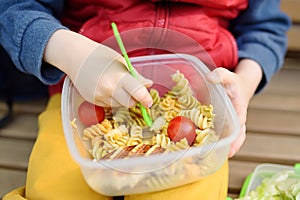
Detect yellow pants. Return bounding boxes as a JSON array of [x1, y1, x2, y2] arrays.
[[4, 94, 228, 200]]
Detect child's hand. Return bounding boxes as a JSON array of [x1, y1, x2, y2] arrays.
[[207, 68, 247, 157], [73, 45, 153, 107], [206, 59, 263, 157], [44, 30, 153, 108]]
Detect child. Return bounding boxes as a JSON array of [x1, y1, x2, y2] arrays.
[[0, 0, 290, 199]]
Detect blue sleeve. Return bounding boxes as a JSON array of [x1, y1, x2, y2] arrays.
[[0, 0, 68, 85], [230, 0, 291, 93]]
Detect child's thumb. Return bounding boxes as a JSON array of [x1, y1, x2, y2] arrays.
[[138, 75, 153, 88], [206, 67, 234, 85]]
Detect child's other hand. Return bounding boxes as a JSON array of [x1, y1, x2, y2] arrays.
[[206, 59, 262, 157], [207, 68, 247, 158]]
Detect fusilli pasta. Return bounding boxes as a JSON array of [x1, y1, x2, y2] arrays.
[[77, 70, 217, 161]]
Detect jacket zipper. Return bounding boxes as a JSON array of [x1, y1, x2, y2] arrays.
[[147, 1, 169, 55]]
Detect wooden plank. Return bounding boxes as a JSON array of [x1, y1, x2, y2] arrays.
[[247, 67, 300, 136], [249, 93, 300, 112], [233, 132, 300, 165], [246, 108, 300, 136], [287, 25, 300, 52], [0, 138, 34, 170], [281, 0, 300, 52], [281, 0, 300, 23], [0, 169, 26, 199], [260, 68, 300, 96], [228, 160, 260, 193], [0, 113, 39, 140], [283, 58, 300, 69], [0, 98, 47, 114]]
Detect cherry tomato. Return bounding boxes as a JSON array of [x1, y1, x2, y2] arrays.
[[78, 101, 105, 126], [167, 116, 196, 146]]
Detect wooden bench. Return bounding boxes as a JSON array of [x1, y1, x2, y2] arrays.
[[228, 58, 300, 198], [0, 99, 47, 198], [228, 0, 300, 197], [1, 0, 300, 199]]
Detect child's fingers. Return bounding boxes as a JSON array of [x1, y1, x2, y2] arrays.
[[122, 74, 153, 108], [111, 88, 137, 107], [206, 67, 235, 85], [207, 68, 247, 125]]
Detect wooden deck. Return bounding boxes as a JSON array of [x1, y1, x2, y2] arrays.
[[1, 1, 300, 199], [1, 58, 299, 199], [228, 57, 300, 198], [0, 98, 47, 199]]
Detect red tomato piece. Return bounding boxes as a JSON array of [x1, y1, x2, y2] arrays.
[[167, 116, 196, 146], [78, 101, 105, 126]]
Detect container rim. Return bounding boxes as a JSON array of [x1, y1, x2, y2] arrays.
[[244, 163, 295, 196]]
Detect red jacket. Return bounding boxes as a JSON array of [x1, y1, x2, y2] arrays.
[[61, 0, 247, 69]]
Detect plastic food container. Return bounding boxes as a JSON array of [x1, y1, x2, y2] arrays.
[[61, 54, 239, 196], [240, 163, 300, 198]]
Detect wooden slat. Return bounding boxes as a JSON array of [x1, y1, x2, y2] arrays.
[[281, 0, 300, 23], [249, 93, 300, 112], [228, 160, 260, 193], [281, 0, 300, 52], [233, 132, 300, 165], [247, 67, 300, 136], [0, 138, 34, 169], [287, 25, 300, 52], [249, 66, 300, 113], [246, 108, 300, 136], [283, 58, 300, 69], [0, 98, 47, 114], [0, 113, 39, 140], [0, 169, 26, 199], [260, 68, 300, 96]]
